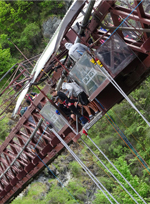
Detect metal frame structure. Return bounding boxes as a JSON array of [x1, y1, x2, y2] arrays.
[[0, 0, 150, 203]]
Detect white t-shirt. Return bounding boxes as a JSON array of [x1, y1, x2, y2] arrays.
[[62, 82, 83, 98], [68, 43, 89, 62]]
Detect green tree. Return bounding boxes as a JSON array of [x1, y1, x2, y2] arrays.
[[0, 44, 15, 76]]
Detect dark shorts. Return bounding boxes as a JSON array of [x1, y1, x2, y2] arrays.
[[78, 92, 89, 106]]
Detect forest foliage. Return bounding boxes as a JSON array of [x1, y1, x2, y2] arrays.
[[0, 0, 65, 76]]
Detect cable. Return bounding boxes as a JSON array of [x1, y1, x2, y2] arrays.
[[93, 60, 150, 127], [34, 152, 79, 204], [51, 128, 119, 204], [85, 133, 147, 204], [105, 114, 150, 174], [91, 0, 150, 125], [80, 138, 139, 204], [112, 108, 150, 159], [101, 0, 144, 45], [95, 98, 150, 174], [50, 99, 145, 203], [76, 138, 136, 204]]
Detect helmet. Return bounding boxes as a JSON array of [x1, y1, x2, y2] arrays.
[[65, 43, 73, 50]]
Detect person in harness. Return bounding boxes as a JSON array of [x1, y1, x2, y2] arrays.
[[50, 89, 88, 125], [18, 106, 36, 126], [65, 42, 90, 62], [54, 96, 77, 121], [25, 92, 37, 105], [62, 82, 99, 120], [25, 92, 42, 110]]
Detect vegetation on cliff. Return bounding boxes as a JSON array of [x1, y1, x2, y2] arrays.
[[0, 0, 67, 76]]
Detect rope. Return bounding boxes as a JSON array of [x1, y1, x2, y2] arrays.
[[85, 134, 147, 204], [52, 101, 145, 203], [51, 128, 118, 204], [89, 0, 149, 126], [34, 152, 79, 204], [93, 61, 150, 126], [79, 138, 138, 204], [56, 110, 136, 203], [93, 0, 150, 126], [112, 109, 150, 159], [30, 122, 79, 204], [95, 98, 150, 175], [101, 0, 144, 45]]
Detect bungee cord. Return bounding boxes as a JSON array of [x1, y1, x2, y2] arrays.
[[51, 128, 119, 204], [101, 0, 144, 45], [95, 98, 150, 175], [112, 108, 150, 160], [76, 139, 136, 204], [105, 113, 150, 173], [83, 133, 147, 204], [80, 138, 139, 204]]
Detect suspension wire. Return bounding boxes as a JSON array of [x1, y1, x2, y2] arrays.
[[33, 152, 79, 204], [75, 140, 136, 204], [112, 109, 150, 159], [56, 112, 134, 202], [105, 114, 150, 174], [79, 138, 138, 204], [29, 123, 80, 204], [85, 133, 147, 204], [101, 0, 144, 45], [118, 10, 150, 118], [95, 98, 150, 175], [54, 109, 142, 203], [91, 56, 150, 126], [51, 128, 118, 204]]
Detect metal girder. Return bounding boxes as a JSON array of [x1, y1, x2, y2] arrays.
[[111, 6, 150, 26]]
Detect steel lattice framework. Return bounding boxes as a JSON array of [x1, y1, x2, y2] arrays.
[[1, 0, 150, 203]]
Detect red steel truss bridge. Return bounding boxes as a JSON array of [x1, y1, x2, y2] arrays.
[[0, 0, 150, 203]]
